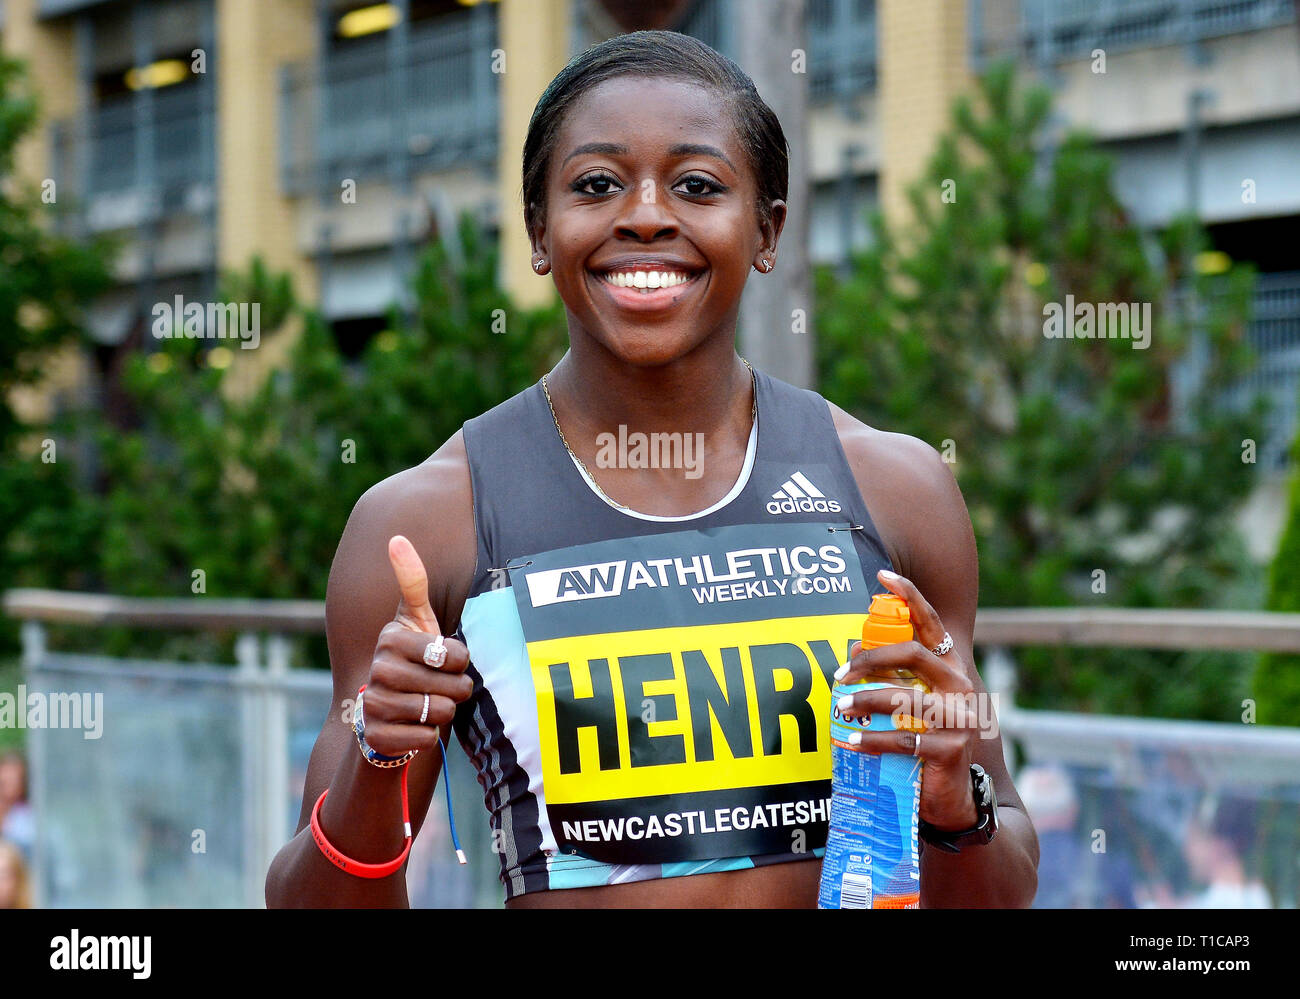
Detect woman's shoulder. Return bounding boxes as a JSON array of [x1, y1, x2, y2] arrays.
[[821, 398, 968, 579], [332, 430, 477, 631], [822, 398, 949, 491], [360, 430, 472, 510]]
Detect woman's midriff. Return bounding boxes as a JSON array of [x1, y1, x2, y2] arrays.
[[504, 853, 822, 909]]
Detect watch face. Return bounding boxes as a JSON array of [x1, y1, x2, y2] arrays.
[[973, 765, 997, 838]]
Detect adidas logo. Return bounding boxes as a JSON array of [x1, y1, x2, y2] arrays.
[[766, 471, 843, 515]]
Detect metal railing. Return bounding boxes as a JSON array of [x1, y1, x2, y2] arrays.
[[278, 7, 499, 197], [807, 0, 878, 99], [85, 84, 212, 199], [971, 0, 1297, 67], [1233, 271, 1300, 469], [47, 79, 216, 230], [5, 589, 1300, 907]]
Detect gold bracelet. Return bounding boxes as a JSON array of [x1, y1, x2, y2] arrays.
[[353, 686, 418, 768]]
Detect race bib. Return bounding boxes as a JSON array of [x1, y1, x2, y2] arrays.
[[508, 521, 867, 864]]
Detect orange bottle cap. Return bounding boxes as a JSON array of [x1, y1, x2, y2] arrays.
[[862, 593, 913, 648]]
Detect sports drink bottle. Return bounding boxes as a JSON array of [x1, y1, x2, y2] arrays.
[[818, 593, 927, 908]]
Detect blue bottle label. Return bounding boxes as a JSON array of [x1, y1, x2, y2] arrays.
[[819, 679, 923, 909]]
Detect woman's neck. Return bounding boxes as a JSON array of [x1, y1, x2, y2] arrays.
[[545, 343, 754, 444]]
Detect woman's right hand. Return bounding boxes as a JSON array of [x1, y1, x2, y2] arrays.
[[357, 535, 474, 758]]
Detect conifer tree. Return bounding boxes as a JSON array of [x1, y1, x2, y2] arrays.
[[817, 62, 1264, 719]]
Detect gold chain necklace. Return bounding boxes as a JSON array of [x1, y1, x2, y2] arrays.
[[541, 358, 757, 512]]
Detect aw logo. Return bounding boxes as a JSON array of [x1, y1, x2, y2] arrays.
[[526, 560, 626, 608], [766, 471, 842, 516]]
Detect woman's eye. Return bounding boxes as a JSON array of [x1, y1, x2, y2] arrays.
[[572, 173, 724, 197], [677, 175, 724, 197], [573, 173, 620, 196]]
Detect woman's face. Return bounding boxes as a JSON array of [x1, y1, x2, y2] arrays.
[[534, 75, 785, 366]]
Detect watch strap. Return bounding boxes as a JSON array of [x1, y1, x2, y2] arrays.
[[918, 763, 998, 853]]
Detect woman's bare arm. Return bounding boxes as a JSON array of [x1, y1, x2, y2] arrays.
[[831, 404, 1039, 907], [265, 433, 478, 908]]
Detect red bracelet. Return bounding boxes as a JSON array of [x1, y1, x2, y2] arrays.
[[310, 760, 413, 879]]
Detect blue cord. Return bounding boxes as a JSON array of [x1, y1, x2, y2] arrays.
[[439, 739, 466, 864]]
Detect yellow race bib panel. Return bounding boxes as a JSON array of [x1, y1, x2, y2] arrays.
[[509, 521, 865, 864]]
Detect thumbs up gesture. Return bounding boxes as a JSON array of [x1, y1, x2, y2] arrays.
[[359, 535, 474, 758]]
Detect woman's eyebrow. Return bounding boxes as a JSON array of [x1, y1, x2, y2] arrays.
[[563, 142, 627, 164], [562, 141, 735, 171], [670, 143, 735, 170]]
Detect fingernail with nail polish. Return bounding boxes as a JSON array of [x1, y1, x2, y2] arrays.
[[849, 732, 862, 746], [833, 662, 850, 681], [880, 569, 900, 579], [836, 694, 854, 712]]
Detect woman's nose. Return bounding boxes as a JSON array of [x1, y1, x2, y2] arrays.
[[613, 182, 679, 240]]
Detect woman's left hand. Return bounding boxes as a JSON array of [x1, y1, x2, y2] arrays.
[[833, 567, 989, 831]]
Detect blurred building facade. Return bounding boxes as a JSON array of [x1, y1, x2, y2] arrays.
[[1, 0, 1298, 543]]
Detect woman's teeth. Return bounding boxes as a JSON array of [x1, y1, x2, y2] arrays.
[[600, 270, 695, 290]]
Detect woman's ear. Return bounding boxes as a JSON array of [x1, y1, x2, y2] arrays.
[[753, 200, 788, 272], [764, 199, 788, 255], [528, 214, 549, 274]]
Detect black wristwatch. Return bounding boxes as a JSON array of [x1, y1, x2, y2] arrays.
[[918, 763, 998, 853]]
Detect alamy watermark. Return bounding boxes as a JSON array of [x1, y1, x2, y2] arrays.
[[152, 295, 260, 350], [595, 425, 704, 480], [1043, 295, 1151, 350], [886, 689, 1001, 740], [50, 931, 150, 979], [0, 685, 103, 739]]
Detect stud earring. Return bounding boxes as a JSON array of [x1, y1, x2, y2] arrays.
[[534, 258, 545, 272]]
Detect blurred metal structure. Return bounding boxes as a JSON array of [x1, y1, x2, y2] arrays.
[[6, 588, 1300, 908], [1232, 271, 1300, 468], [970, 0, 1297, 67], [806, 0, 878, 101], [278, 3, 500, 198], [42, 0, 220, 350], [5, 589, 499, 908]]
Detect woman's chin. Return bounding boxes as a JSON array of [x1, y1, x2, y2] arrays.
[[596, 337, 704, 368]]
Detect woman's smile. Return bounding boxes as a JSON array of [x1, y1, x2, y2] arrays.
[[588, 263, 707, 313], [529, 73, 780, 360]]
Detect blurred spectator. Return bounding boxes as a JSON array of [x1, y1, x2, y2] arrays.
[[1021, 764, 1087, 907], [1019, 764, 1136, 908], [1181, 796, 1271, 909], [0, 840, 32, 909], [0, 752, 34, 863]]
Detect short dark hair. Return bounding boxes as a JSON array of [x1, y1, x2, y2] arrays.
[[521, 29, 789, 242]]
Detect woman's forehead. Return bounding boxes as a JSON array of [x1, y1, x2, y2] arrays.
[[555, 77, 741, 160]]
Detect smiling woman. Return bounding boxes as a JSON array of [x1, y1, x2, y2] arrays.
[[522, 36, 786, 375], [265, 29, 1039, 910]]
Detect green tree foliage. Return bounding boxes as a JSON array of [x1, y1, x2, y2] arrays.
[[0, 52, 562, 659], [0, 55, 114, 624], [88, 215, 566, 604], [1255, 426, 1300, 725], [816, 62, 1266, 720]]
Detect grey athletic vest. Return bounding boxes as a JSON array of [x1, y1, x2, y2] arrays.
[[451, 367, 897, 901]]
